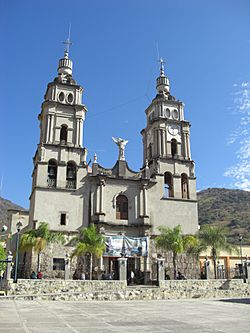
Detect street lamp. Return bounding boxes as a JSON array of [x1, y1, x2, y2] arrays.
[[14, 221, 23, 283], [239, 235, 243, 277], [64, 253, 69, 280]]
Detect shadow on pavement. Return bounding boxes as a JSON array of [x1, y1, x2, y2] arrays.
[[219, 298, 250, 305]]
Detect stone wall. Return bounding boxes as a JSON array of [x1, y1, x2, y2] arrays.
[[163, 253, 200, 280], [3, 279, 249, 301], [159, 279, 250, 299], [7, 279, 127, 296], [150, 240, 200, 280]]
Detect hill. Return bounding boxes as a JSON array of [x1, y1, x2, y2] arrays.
[[0, 196, 24, 223], [197, 188, 250, 245]]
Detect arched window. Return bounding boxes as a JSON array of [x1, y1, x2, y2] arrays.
[[171, 139, 177, 157], [164, 172, 174, 198], [181, 173, 189, 199], [47, 159, 57, 188], [60, 125, 68, 144], [66, 161, 76, 189], [116, 195, 128, 220]]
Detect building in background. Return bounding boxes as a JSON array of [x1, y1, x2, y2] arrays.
[[200, 246, 250, 279]]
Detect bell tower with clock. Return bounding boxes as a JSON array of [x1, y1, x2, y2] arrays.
[[141, 59, 197, 203]]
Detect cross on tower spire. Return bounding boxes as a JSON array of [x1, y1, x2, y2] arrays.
[[63, 24, 72, 57]]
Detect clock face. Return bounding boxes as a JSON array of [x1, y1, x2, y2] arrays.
[[168, 125, 179, 136]]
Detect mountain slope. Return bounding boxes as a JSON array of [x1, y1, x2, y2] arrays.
[[0, 196, 24, 223], [197, 188, 250, 244]]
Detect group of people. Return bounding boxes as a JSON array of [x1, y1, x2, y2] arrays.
[[30, 271, 43, 279], [128, 269, 144, 285]]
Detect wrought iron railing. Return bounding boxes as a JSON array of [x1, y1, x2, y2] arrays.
[[66, 180, 76, 189], [47, 178, 56, 188]]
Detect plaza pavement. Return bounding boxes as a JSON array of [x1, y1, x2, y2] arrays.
[[0, 298, 249, 333]]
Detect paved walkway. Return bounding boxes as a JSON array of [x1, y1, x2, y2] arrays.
[[0, 298, 249, 332]]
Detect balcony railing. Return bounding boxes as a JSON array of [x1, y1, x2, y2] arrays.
[[66, 180, 76, 189], [47, 178, 56, 188]]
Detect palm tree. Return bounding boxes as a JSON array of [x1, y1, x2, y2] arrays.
[[155, 225, 185, 279], [71, 224, 106, 280], [183, 234, 205, 259], [0, 243, 6, 274], [199, 225, 234, 279], [20, 222, 65, 273]]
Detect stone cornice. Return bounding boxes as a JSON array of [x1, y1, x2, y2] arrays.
[[29, 186, 78, 200], [161, 197, 197, 203]]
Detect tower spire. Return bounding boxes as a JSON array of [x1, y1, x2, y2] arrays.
[[158, 57, 166, 77], [156, 56, 169, 96], [57, 25, 73, 80]]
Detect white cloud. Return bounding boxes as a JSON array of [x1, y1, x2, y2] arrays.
[[224, 81, 250, 191]]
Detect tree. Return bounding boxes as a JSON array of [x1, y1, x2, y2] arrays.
[[183, 234, 205, 259], [199, 225, 234, 279], [19, 222, 65, 273], [0, 243, 6, 275], [155, 225, 185, 279], [71, 224, 106, 280]]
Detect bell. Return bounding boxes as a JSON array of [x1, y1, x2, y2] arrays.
[[48, 167, 56, 176], [67, 169, 75, 179]]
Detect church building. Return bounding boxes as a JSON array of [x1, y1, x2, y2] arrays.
[[10, 45, 199, 280]]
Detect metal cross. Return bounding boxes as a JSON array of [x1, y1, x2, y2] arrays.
[[63, 24, 72, 54]]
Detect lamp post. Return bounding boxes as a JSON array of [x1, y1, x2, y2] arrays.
[[239, 235, 243, 277], [64, 253, 69, 280], [14, 221, 23, 283]]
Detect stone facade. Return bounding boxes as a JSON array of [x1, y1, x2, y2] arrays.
[[8, 49, 199, 280]]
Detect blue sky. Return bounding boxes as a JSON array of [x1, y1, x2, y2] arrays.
[[0, 0, 250, 209]]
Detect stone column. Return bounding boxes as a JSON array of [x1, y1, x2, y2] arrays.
[[96, 185, 100, 214], [166, 141, 171, 157], [117, 258, 128, 282], [79, 119, 83, 147], [158, 130, 162, 156], [161, 130, 166, 157], [49, 114, 55, 143], [154, 129, 160, 157], [187, 133, 191, 159], [76, 118, 80, 146], [142, 185, 148, 217], [183, 132, 188, 159], [46, 114, 51, 143], [99, 179, 105, 214], [157, 258, 165, 286], [5, 252, 13, 281], [96, 178, 105, 220]]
